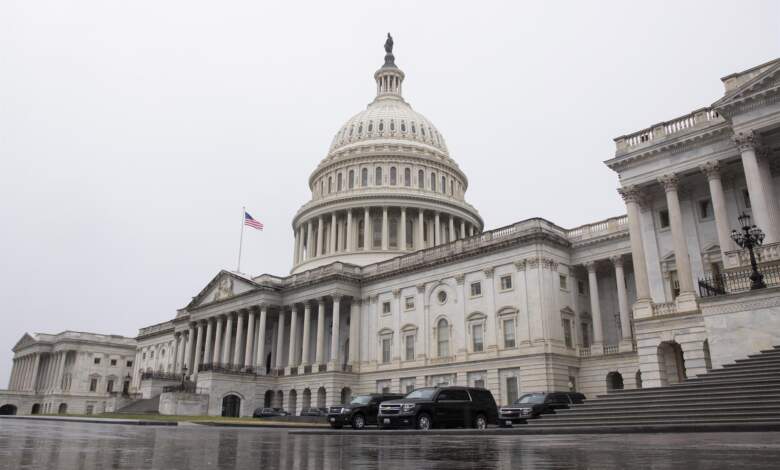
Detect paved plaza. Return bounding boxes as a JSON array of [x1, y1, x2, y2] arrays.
[[1, 420, 779, 469]]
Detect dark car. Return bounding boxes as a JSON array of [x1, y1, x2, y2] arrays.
[[499, 391, 586, 426], [300, 407, 325, 417], [253, 407, 283, 418], [377, 386, 498, 430], [327, 393, 405, 429]]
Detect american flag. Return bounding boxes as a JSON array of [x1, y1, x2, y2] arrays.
[[244, 212, 264, 230]]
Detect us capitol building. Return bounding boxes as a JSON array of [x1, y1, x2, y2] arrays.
[[3, 38, 780, 418]]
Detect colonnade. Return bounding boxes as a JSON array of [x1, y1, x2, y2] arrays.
[[8, 351, 68, 393], [582, 256, 634, 350], [178, 297, 361, 382], [293, 207, 477, 265]]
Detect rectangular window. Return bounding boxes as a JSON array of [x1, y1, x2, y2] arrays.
[[126, 361, 133, 367], [382, 338, 392, 364], [85, 405, 94, 415], [110, 359, 117, 366], [503, 318, 516, 348], [474, 379, 485, 389], [699, 199, 712, 220], [404, 296, 415, 310], [382, 301, 391, 315], [506, 376, 519, 405], [89, 378, 98, 392], [107, 380, 114, 393], [142, 353, 146, 360], [581, 322, 590, 347], [470, 281, 482, 297], [93, 357, 101, 365], [472, 324, 484, 352], [562, 318, 573, 348], [577, 280, 585, 295], [659, 209, 670, 229], [500, 275, 512, 291], [376, 380, 391, 393], [405, 335, 415, 361], [559, 275, 568, 290]]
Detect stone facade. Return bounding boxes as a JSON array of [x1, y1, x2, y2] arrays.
[[3, 46, 780, 418]]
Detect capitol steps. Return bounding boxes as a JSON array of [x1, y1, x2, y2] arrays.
[[526, 345, 780, 431], [115, 395, 160, 415]]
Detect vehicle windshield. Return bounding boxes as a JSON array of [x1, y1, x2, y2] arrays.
[[514, 393, 545, 404], [349, 395, 372, 405], [404, 388, 436, 400]]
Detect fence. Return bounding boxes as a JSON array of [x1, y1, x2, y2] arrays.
[[698, 265, 780, 297]]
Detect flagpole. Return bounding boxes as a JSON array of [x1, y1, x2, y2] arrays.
[[237, 206, 245, 273]]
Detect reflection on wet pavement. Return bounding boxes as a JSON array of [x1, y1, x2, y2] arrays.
[[1, 420, 779, 469]]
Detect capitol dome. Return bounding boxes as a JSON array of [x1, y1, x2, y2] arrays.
[[290, 35, 483, 273]]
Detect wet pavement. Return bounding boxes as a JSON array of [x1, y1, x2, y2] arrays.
[[1, 420, 779, 469]]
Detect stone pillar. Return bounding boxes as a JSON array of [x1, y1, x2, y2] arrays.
[[434, 212, 441, 245], [301, 302, 312, 366], [255, 306, 268, 373], [288, 305, 299, 367], [734, 132, 780, 243], [192, 321, 205, 381], [315, 299, 326, 366], [317, 215, 324, 257], [658, 174, 697, 312], [349, 299, 360, 367], [618, 186, 653, 318], [585, 261, 604, 353], [330, 212, 337, 254], [363, 207, 371, 251], [213, 317, 223, 366], [306, 221, 314, 260], [203, 319, 214, 365], [184, 324, 195, 373], [244, 310, 256, 370], [469, 225, 475, 237], [346, 209, 353, 252], [55, 351, 67, 392], [293, 228, 300, 265], [400, 207, 407, 250], [222, 314, 234, 364], [700, 161, 734, 257], [449, 216, 455, 242], [418, 209, 425, 249], [233, 311, 245, 368], [330, 296, 341, 368], [460, 220, 466, 239], [381, 207, 389, 250], [276, 309, 287, 369], [612, 256, 633, 347], [30, 354, 41, 393], [8, 358, 17, 390]]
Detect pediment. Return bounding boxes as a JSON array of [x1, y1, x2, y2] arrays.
[[186, 270, 258, 309], [713, 59, 780, 110], [12, 333, 36, 352]]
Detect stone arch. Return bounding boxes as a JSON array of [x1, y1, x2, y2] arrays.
[[606, 371, 624, 392], [288, 389, 298, 415], [58, 403, 68, 414], [31, 403, 41, 415], [302, 388, 312, 410], [221, 394, 241, 418], [317, 386, 326, 408], [264, 390, 274, 408], [341, 387, 352, 404], [275, 390, 284, 409], [657, 341, 687, 386], [0, 404, 17, 415]]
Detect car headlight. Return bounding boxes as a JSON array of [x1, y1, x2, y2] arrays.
[[340, 408, 350, 414], [401, 403, 416, 413]]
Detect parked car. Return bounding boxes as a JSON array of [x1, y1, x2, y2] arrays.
[[377, 386, 498, 430], [300, 407, 325, 417], [273, 407, 290, 417], [498, 391, 586, 426], [253, 407, 283, 418], [327, 393, 405, 429]]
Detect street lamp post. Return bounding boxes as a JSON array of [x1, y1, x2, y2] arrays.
[[730, 212, 766, 290]]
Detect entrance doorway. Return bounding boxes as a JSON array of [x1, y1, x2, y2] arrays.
[[221, 394, 241, 418]]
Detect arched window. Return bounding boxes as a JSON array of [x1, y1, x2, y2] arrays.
[[368, 121, 373, 132], [437, 319, 449, 357], [328, 177, 332, 194], [450, 178, 454, 196], [441, 176, 446, 194], [404, 168, 411, 186], [319, 180, 324, 196], [421, 126, 426, 137], [337, 173, 343, 191], [358, 219, 365, 248], [379, 120, 384, 132], [357, 123, 363, 135], [405, 218, 414, 249], [418, 170, 424, 189], [430, 173, 437, 192], [361, 168, 368, 187], [390, 120, 395, 131], [401, 121, 406, 132], [375, 167, 383, 186], [372, 216, 382, 248], [411, 122, 416, 134], [390, 167, 397, 185], [348, 170, 354, 189]]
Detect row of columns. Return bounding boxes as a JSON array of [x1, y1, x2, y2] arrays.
[[584, 255, 634, 348], [9, 351, 68, 393], [294, 207, 477, 265], [177, 297, 361, 383]]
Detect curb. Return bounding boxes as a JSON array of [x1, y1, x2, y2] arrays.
[[193, 421, 329, 429], [0, 415, 177, 426]]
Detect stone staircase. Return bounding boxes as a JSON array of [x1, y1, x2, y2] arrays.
[[115, 395, 161, 415], [528, 346, 780, 431]]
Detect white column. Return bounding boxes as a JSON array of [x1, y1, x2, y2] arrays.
[[700, 161, 734, 257], [233, 311, 245, 368], [54, 351, 66, 392], [315, 299, 326, 366], [293, 228, 300, 265], [301, 303, 312, 366], [192, 321, 205, 381], [222, 314, 234, 364], [317, 215, 325, 257], [204, 319, 214, 365], [9, 358, 17, 390], [363, 208, 370, 251], [585, 261, 604, 348], [213, 317, 223, 366], [306, 221, 314, 260], [469, 225, 475, 237], [288, 305, 299, 367], [244, 310, 256, 369], [460, 220, 466, 238], [276, 309, 287, 369], [449, 216, 455, 242], [329, 212, 337, 254], [618, 186, 653, 317], [400, 207, 407, 250], [734, 132, 780, 242], [171, 333, 180, 372], [349, 299, 360, 367], [434, 212, 441, 245], [418, 209, 425, 249], [611, 256, 632, 342], [346, 210, 353, 252], [30, 354, 40, 393], [381, 207, 389, 250], [658, 174, 697, 311], [255, 306, 268, 373], [184, 324, 195, 373], [330, 296, 341, 368]]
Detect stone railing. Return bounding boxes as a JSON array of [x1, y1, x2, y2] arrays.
[[614, 107, 724, 154], [603, 344, 620, 355], [137, 321, 174, 338], [286, 262, 363, 288], [652, 301, 678, 317], [723, 242, 780, 270], [578, 346, 591, 358], [566, 215, 628, 243]]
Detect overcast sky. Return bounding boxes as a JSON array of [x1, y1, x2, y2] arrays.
[[1, 1, 778, 387]]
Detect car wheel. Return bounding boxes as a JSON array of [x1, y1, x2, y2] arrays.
[[330, 424, 343, 429], [474, 414, 487, 430], [416, 413, 432, 430], [352, 414, 366, 430]]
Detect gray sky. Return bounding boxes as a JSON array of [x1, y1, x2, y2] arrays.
[[1, 1, 778, 387]]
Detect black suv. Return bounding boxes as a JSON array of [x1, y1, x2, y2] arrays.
[[377, 386, 498, 430], [499, 391, 586, 426], [327, 393, 404, 429]]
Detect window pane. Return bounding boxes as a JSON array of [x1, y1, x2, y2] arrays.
[[506, 377, 519, 405], [405, 335, 415, 361], [473, 324, 484, 352], [375, 167, 382, 185], [437, 320, 449, 356], [382, 339, 391, 363], [504, 319, 516, 348]]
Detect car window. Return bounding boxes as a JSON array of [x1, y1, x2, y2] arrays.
[[442, 389, 470, 401], [516, 393, 545, 404], [472, 389, 495, 404], [405, 388, 436, 400]]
